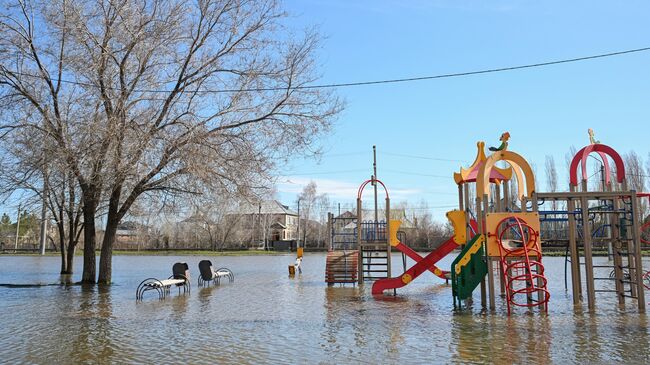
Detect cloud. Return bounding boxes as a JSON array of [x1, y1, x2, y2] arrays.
[[278, 176, 421, 200]]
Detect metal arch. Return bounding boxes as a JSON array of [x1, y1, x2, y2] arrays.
[[569, 144, 625, 186], [215, 268, 235, 283], [357, 179, 389, 200], [136, 278, 165, 301]]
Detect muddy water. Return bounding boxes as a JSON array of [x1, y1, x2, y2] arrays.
[[0, 254, 649, 364]]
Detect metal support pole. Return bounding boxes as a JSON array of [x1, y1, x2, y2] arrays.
[[357, 198, 363, 285], [297, 200, 300, 251], [14, 204, 21, 252], [630, 191, 646, 312], [476, 196, 486, 307], [567, 197, 581, 304], [580, 196, 596, 312], [484, 194, 496, 310], [39, 181, 48, 255], [611, 196, 625, 305], [373, 145, 378, 224], [386, 197, 391, 279]]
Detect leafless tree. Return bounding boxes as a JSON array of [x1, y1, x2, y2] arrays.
[[297, 181, 328, 247], [544, 154, 558, 207], [625, 151, 647, 217], [0, 0, 342, 283]]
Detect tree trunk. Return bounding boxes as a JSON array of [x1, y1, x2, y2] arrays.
[[81, 192, 97, 284], [98, 188, 122, 285], [98, 218, 117, 284], [58, 221, 67, 274]]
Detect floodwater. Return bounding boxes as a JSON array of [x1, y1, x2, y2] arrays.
[[0, 253, 649, 364]]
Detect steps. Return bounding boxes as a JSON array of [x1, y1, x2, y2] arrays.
[[325, 250, 358, 284], [361, 243, 389, 281]]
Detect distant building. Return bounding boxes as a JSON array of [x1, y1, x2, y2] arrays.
[[111, 221, 152, 249], [228, 200, 299, 250]]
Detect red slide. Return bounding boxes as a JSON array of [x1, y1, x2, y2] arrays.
[[372, 236, 459, 295], [393, 241, 450, 280]]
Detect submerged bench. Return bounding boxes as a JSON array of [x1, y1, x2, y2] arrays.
[[136, 262, 191, 301], [198, 260, 234, 287]]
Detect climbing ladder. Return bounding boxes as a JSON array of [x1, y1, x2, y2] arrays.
[[360, 243, 389, 281], [496, 216, 549, 314]]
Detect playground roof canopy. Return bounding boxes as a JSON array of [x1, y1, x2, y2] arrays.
[[454, 141, 512, 185]]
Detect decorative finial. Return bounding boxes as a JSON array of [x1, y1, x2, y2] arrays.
[[489, 132, 510, 152], [588, 128, 600, 144]]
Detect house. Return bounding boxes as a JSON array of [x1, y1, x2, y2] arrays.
[[335, 208, 416, 240], [112, 221, 152, 249], [228, 200, 299, 250]]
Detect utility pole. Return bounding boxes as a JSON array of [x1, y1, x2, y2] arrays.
[[338, 202, 340, 217], [14, 204, 20, 252], [258, 202, 263, 249], [373, 145, 378, 223], [39, 180, 48, 255], [297, 199, 301, 250]]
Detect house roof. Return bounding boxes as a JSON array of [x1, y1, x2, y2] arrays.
[[236, 200, 298, 216]]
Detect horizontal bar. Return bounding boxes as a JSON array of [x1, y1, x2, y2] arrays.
[[536, 191, 640, 199]]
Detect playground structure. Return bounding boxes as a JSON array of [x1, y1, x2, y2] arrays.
[[449, 140, 550, 314], [535, 140, 646, 312], [325, 131, 648, 314], [325, 179, 392, 285]]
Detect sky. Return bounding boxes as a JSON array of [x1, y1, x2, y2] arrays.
[[273, 0, 650, 220], [2, 1, 650, 223]]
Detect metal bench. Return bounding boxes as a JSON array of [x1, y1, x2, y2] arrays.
[[136, 262, 191, 301], [197, 260, 234, 287]]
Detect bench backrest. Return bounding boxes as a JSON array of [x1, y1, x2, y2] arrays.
[[198, 260, 214, 281], [172, 262, 190, 281]]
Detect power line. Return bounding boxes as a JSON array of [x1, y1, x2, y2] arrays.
[[6, 46, 650, 93], [381, 151, 466, 163], [282, 168, 368, 176], [383, 169, 450, 178]]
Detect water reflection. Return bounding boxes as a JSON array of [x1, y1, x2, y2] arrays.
[[69, 285, 115, 363], [0, 255, 649, 363]]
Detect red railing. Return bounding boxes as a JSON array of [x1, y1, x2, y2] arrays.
[[495, 216, 550, 315]]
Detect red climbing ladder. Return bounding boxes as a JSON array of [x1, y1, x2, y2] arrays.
[[496, 216, 550, 315]]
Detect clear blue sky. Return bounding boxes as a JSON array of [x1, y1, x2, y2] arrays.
[[2, 2, 649, 223], [276, 0, 650, 220]]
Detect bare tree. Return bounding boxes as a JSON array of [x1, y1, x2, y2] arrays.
[[297, 181, 328, 247], [0, 0, 342, 283], [625, 151, 647, 217]]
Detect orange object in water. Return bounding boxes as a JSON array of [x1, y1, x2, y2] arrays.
[[297, 247, 303, 258]]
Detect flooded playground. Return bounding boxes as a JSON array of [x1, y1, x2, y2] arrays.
[[1, 253, 649, 364]]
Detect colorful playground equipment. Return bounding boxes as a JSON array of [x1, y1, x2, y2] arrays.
[[325, 130, 647, 315], [535, 133, 646, 312], [325, 178, 392, 285], [450, 140, 550, 313]]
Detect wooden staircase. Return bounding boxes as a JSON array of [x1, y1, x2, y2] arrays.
[[325, 250, 358, 285]]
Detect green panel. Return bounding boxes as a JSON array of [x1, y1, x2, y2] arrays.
[[451, 234, 488, 305]]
